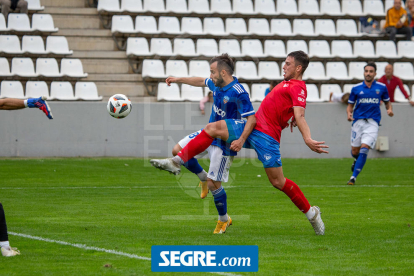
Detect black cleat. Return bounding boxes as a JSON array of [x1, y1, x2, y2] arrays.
[[347, 178, 356, 185], [351, 159, 356, 172]]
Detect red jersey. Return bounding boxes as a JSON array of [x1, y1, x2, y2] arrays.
[[255, 79, 307, 143]]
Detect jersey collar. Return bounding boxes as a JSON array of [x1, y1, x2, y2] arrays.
[[221, 77, 238, 91], [363, 80, 377, 88]]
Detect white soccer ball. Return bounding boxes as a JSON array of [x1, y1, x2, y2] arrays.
[[107, 94, 132, 119]]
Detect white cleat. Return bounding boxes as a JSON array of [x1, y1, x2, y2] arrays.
[[150, 158, 181, 175], [309, 206, 325, 235], [1, 247, 20, 257]]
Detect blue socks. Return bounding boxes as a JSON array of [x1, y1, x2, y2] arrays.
[[352, 147, 369, 178], [351, 150, 359, 159], [184, 158, 203, 174], [212, 186, 227, 217]]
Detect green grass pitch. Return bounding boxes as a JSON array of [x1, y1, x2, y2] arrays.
[[0, 158, 413, 275]]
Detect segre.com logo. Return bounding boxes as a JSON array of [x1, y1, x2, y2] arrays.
[[151, 245, 258, 272]]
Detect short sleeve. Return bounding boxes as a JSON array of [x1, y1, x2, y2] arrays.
[[205, 78, 216, 92], [237, 92, 255, 118], [290, 85, 307, 109], [381, 86, 390, 102], [348, 86, 357, 104]]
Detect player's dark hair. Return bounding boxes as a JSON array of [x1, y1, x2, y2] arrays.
[[287, 51, 309, 75], [210, 53, 235, 75], [364, 62, 377, 72]]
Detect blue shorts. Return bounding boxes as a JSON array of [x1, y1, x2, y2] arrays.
[[225, 119, 282, 168]]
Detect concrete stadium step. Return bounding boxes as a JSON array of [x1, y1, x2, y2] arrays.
[[98, 82, 145, 97], [86, 74, 141, 82], [42, 0, 86, 8], [71, 51, 126, 59], [81, 59, 131, 74]]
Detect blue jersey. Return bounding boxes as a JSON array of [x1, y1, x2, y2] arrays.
[[348, 81, 390, 125], [205, 77, 255, 156]]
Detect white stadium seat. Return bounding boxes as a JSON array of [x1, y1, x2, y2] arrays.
[[121, 0, 143, 12], [50, 82, 76, 100], [394, 84, 410, 102], [320, 0, 343, 15], [27, 0, 45, 10], [376, 40, 398, 58], [157, 83, 181, 101], [166, 60, 188, 77], [46, 36, 73, 55], [349, 62, 367, 80], [251, 83, 269, 102], [173, 38, 196, 56], [211, 0, 233, 13], [337, 19, 360, 36], [1, 81, 25, 99], [189, 60, 210, 77], [331, 40, 355, 58], [375, 62, 389, 78], [239, 83, 250, 95], [258, 61, 280, 79], [8, 14, 32, 32], [204, 18, 227, 35], [32, 14, 58, 32], [235, 61, 260, 80], [315, 19, 337, 36], [298, 0, 320, 15], [36, 58, 62, 77], [306, 84, 323, 102], [188, 0, 212, 13], [353, 40, 376, 58], [150, 38, 173, 56], [0, 35, 22, 54], [0, 58, 11, 76], [233, 0, 256, 14], [135, 16, 158, 34], [384, 0, 394, 11], [397, 41, 414, 58], [270, 19, 292, 36], [26, 81, 49, 99], [226, 18, 248, 35], [126, 37, 150, 56], [143, 0, 166, 12], [112, 15, 136, 34], [11, 57, 38, 77], [342, 0, 364, 15], [61, 58, 88, 78], [0, 14, 7, 31], [98, 0, 121, 12], [277, 0, 298, 15], [255, 0, 276, 14], [248, 18, 270, 35], [309, 40, 331, 58], [320, 84, 342, 101], [326, 62, 351, 80], [182, 17, 203, 35], [166, 0, 189, 13], [363, 0, 384, 16], [197, 39, 219, 56], [343, 84, 355, 94], [142, 59, 166, 78], [287, 40, 308, 54], [393, 62, 414, 80], [242, 39, 265, 57], [303, 62, 328, 80], [181, 84, 204, 101], [264, 40, 286, 57], [22, 35, 46, 54], [293, 19, 315, 36], [75, 82, 102, 101], [219, 39, 242, 57], [158, 16, 181, 34]]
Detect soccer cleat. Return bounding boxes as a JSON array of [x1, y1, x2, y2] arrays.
[[351, 159, 356, 172], [309, 206, 325, 235], [1, 247, 20, 257], [347, 178, 356, 185], [27, 96, 53, 119], [199, 181, 208, 199], [213, 216, 232, 234], [150, 158, 181, 175]]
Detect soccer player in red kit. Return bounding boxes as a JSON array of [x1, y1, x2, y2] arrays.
[[151, 51, 328, 235]]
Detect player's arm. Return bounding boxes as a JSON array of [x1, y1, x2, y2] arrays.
[[165, 77, 206, 87], [0, 98, 25, 110], [229, 115, 256, 152], [346, 103, 355, 121], [294, 107, 329, 154], [384, 101, 394, 117]]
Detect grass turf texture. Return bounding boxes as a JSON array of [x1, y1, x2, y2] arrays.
[[0, 158, 413, 276]]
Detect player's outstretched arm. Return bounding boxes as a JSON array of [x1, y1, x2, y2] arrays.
[[165, 77, 206, 87], [0, 98, 25, 110], [346, 103, 354, 121], [229, 115, 256, 152], [293, 107, 329, 154], [384, 101, 394, 117]]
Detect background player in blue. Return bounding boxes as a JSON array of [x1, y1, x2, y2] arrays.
[[156, 54, 256, 233], [346, 63, 394, 185]]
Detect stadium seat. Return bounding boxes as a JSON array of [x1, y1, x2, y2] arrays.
[[25, 81, 49, 99], [150, 38, 173, 56], [251, 83, 269, 101], [326, 62, 351, 80], [0, 14, 7, 31], [181, 84, 204, 101], [197, 39, 219, 56], [242, 39, 265, 57], [303, 62, 328, 80], [376, 40, 398, 58], [349, 62, 367, 80], [393, 62, 414, 80], [166, 60, 188, 77], [97, 0, 121, 12], [158, 17, 181, 34], [226, 18, 248, 35], [143, 0, 166, 12], [331, 40, 355, 58], [320, 84, 342, 101], [384, 0, 393, 11], [211, 0, 233, 13], [314, 19, 337, 36], [126, 38, 150, 56], [235, 61, 260, 80], [277, 0, 298, 15], [204, 18, 227, 35], [157, 83, 181, 101], [142, 59, 166, 78], [22, 35, 46, 54], [11, 58, 37, 77], [173, 38, 196, 56], [248, 18, 270, 35], [112, 15, 136, 34], [36, 58, 62, 77], [234, 0, 256, 14], [0, 58, 11, 76], [394, 84, 410, 102], [27, 0, 45, 10], [219, 39, 242, 57], [0, 81, 25, 99], [363, 0, 384, 16], [46, 36, 73, 55], [181, 17, 203, 35], [240, 83, 251, 95], [298, 0, 320, 15], [189, 60, 210, 77], [320, 0, 343, 15], [258, 61, 280, 79], [375, 62, 388, 77], [135, 16, 158, 34], [61, 59, 88, 78], [32, 14, 58, 32], [8, 14, 32, 32], [293, 19, 315, 36], [343, 84, 355, 94], [0, 35, 22, 54], [336, 19, 360, 36], [342, 0, 364, 15], [255, 0, 276, 14], [121, 0, 143, 12], [50, 82, 76, 100], [264, 40, 286, 57], [309, 40, 331, 58], [397, 41, 414, 58], [166, 0, 189, 13], [188, 0, 212, 13], [353, 40, 376, 58], [75, 82, 103, 101], [306, 84, 323, 102], [287, 40, 308, 54], [270, 19, 292, 36]]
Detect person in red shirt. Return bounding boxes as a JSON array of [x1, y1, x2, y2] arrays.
[[150, 51, 328, 235], [378, 64, 414, 106]]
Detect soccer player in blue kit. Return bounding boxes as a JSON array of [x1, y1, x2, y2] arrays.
[[346, 62, 394, 185]]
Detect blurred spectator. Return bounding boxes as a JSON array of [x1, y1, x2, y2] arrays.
[[329, 92, 350, 104], [384, 0, 412, 42], [360, 17, 381, 34], [0, 0, 28, 21], [200, 91, 213, 115], [406, 0, 414, 37], [378, 64, 414, 105], [264, 80, 278, 97]]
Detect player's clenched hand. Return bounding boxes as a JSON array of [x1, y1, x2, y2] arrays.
[[305, 139, 329, 154], [387, 109, 394, 117], [347, 112, 354, 122], [230, 138, 244, 152], [165, 77, 178, 86]]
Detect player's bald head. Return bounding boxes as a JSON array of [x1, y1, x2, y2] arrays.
[[287, 51, 309, 75]]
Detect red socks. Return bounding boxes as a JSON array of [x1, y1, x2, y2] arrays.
[[281, 178, 311, 213], [177, 130, 214, 163]]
